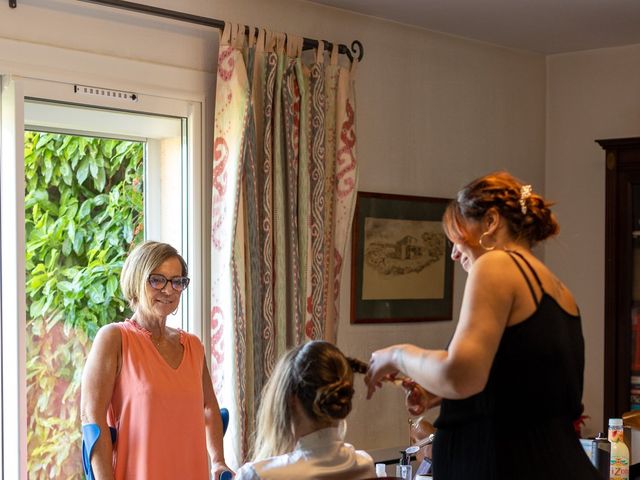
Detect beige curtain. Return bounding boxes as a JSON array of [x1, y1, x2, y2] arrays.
[[210, 23, 359, 468]]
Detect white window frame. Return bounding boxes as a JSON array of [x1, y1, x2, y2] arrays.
[[1, 75, 27, 480], [0, 71, 208, 479]]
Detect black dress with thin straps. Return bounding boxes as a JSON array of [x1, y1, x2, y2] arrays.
[[432, 251, 601, 480]]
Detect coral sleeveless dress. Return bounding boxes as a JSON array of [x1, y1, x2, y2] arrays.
[[107, 319, 209, 479]]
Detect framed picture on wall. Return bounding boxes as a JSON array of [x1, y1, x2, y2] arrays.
[[350, 191, 454, 324]]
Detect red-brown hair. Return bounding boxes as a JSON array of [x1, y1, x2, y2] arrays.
[[443, 171, 559, 246]]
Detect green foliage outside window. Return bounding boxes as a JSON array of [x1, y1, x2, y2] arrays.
[[24, 131, 143, 479]]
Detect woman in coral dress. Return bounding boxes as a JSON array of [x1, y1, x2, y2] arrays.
[[81, 241, 230, 479]]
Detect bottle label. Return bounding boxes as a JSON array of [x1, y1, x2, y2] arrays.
[[609, 427, 624, 443], [610, 457, 629, 479]]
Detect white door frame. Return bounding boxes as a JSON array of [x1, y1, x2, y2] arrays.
[[1, 74, 27, 480], [1, 72, 207, 479]]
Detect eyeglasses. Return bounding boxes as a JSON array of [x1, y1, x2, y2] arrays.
[[147, 274, 190, 292]]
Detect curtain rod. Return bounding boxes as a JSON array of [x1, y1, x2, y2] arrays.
[[8, 0, 364, 62]]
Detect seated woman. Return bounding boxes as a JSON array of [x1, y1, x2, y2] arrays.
[[235, 340, 375, 480]]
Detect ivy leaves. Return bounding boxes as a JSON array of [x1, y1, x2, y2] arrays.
[[24, 132, 144, 337], [25, 131, 144, 478]]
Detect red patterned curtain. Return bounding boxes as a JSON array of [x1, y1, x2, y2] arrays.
[[210, 23, 358, 468]]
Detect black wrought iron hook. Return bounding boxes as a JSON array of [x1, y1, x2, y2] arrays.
[[351, 40, 364, 62]]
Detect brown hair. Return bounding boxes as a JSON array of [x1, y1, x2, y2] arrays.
[[252, 341, 363, 460], [443, 171, 559, 246], [120, 241, 187, 313]]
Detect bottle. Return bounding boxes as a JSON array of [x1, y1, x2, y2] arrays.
[[395, 450, 413, 480], [609, 418, 630, 480], [590, 431, 610, 478]]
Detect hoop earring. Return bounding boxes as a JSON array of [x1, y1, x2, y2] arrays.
[[479, 232, 496, 251]]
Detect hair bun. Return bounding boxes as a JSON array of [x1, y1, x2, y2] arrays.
[[315, 381, 354, 420], [521, 195, 559, 243], [444, 171, 559, 247]]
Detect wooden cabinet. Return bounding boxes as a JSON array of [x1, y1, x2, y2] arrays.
[[597, 137, 640, 421]]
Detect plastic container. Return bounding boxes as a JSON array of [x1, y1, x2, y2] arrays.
[[395, 450, 412, 480], [395, 464, 412, 480], [590, 432, 610, 478], [375, 463, 387, 477], [609, 418, 630, 480]]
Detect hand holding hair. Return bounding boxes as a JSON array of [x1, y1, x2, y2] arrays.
[[364, 346, 402, 399]]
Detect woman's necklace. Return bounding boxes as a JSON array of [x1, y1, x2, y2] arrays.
[[131, 318, 167, 348], [151, 329, 170, 349]]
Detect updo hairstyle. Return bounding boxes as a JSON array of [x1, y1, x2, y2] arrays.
[[252, 341, 365, 460], [294, 341, 358, 423], [443, 171, 559, 246]]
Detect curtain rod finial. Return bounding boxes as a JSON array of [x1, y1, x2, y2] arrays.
[[351, 40, 363, 62], [9, 0, 17, 8]]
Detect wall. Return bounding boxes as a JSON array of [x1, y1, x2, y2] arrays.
[[546, 44, 640, 436], [216, 0, 547, 452], [0, 0, 546, 454]]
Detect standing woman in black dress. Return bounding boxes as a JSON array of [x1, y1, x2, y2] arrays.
[[365, 171, 601, 480]]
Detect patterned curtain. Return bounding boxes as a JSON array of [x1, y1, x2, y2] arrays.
[[210, 23, 358, 468]]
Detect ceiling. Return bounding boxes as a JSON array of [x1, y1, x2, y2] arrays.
[[307, 0, 640, 54]]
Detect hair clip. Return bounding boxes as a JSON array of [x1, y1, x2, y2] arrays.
[[520, 185, 532, 214]]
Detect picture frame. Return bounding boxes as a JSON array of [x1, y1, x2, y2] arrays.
[[350, 191, 454, 324]]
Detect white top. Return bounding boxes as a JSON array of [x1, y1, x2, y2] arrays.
[[235, 427, 375, 480]]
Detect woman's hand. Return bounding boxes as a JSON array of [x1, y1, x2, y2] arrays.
[[365, 346, 403, 399], [402, 378, 441, 416], [211, 461, 233, 479]]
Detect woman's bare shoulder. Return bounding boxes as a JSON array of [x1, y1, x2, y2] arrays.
[[92, 322, 123, 350], [471, 249, 519, 274], [467, 250, 530, 299], [83, 322, 123, 378]]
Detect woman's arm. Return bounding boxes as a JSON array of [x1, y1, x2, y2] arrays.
[[366, 251, 516, 400], [202, 357, 231, 478], [80, 323, 121, 480]]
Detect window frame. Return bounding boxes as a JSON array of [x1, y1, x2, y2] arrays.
[[1, 73, 208, 479]]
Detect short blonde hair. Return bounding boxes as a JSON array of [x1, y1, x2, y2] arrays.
[[120, 241, 187, 313]]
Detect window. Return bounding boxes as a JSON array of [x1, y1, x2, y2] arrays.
[[24, 128, 145, 478], [1, 76, 205, 479]]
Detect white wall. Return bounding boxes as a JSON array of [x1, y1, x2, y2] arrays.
[[216, 0, 547, 452], [546, 44, 640, 437], [0, 0, 547, 454]]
